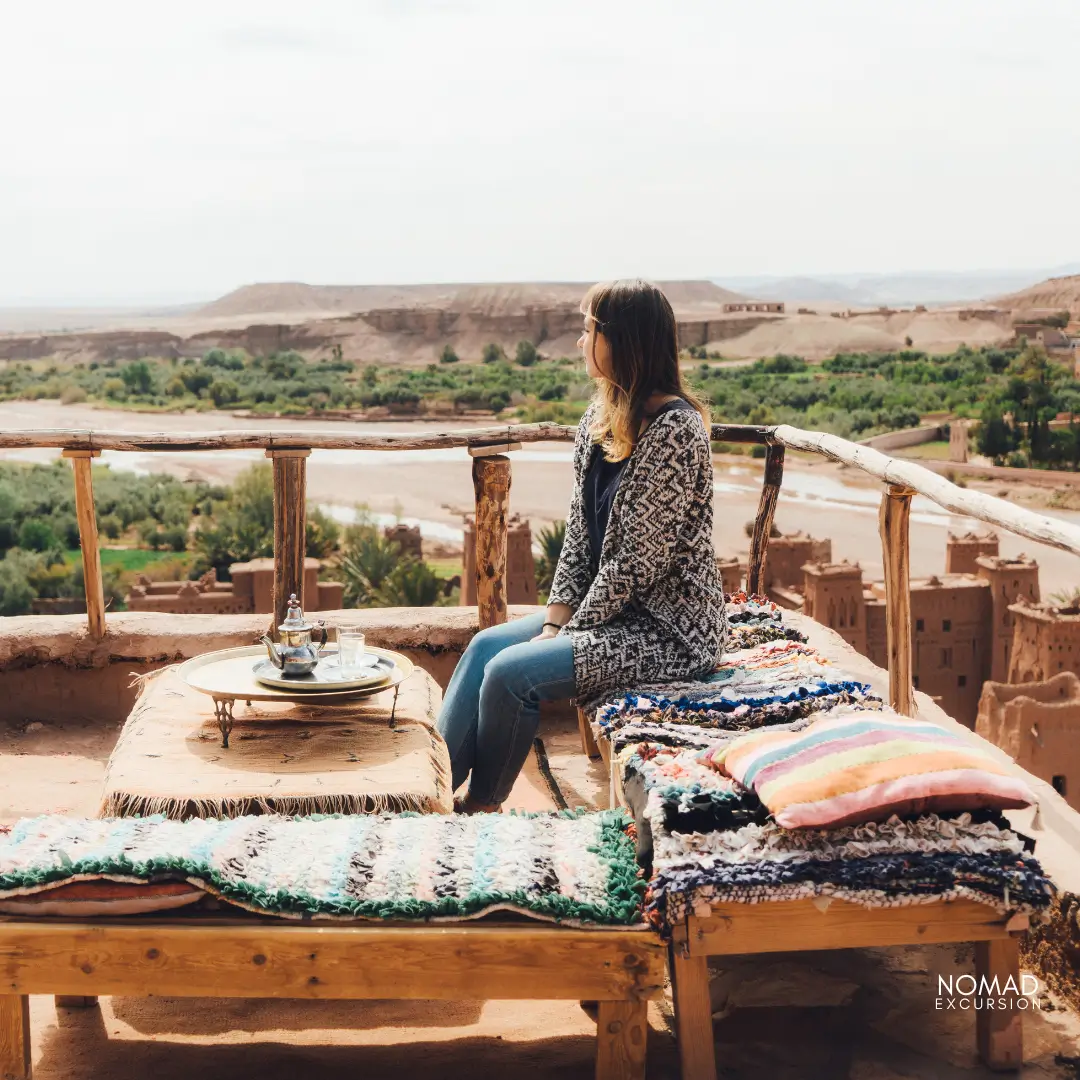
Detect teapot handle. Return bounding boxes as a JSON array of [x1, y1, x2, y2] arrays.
[[314, 621, 328, 653]]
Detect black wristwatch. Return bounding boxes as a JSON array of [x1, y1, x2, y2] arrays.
[[542, 621, 564, 632]]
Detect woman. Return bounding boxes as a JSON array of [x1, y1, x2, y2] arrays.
[[436, 279, 727, 812]]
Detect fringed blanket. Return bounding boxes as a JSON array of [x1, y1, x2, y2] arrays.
[[101, 666, 452, 820], [592, 596, 1054, 935], [0, 810, 645, 926]]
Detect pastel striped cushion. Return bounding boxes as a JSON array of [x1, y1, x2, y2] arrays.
[[706, 712, 1036, 829]]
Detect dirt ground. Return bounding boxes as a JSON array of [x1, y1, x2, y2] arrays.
[[3, 705, 1079, 1079]]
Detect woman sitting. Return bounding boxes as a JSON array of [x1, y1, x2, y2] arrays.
[[436, 279, 727, 812]]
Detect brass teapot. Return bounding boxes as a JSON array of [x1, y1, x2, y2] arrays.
[[260, 594, 328, 676]]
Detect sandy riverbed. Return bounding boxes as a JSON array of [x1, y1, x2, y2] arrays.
[[2, 400, 1079, 587]]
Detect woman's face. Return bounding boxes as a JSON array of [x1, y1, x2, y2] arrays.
[[579, 312, 612, 380]]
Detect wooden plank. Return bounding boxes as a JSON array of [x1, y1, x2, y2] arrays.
[[578, 707, 601, 759], [472, 453, 511, 630], [468, 441, 522, 457], [668, 944, 716, 1080], [685, 898, 1017, 957], [595, 1000, 648, 1080], [53, 996, 97, 1009], [774, 424, 1080, 559], [975, 937, 1023, 1071], [0, 421, 771, 453], [746, 443, 785, 596], [62, 450, 106, 640], [0, 995, 30, 1080], [267, 449, 310, 633], [879, 483, 916, 716], [0, 424, 571, 452], [0, 923, 664, 1002]]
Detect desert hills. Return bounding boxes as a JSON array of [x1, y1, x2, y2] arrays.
[[0, 272, 1073, 366]]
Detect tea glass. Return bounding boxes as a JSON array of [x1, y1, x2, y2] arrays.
[[337, 628, 367, 676]]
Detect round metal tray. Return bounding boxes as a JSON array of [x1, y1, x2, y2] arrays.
[[177, 644, 414, 704], [252, 653, 392, 692]]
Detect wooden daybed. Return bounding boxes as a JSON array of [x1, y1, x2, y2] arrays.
[[582, 709, 1031, 1076], [0, 918, 664, 1080]]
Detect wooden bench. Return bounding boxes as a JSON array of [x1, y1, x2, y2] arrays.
[[0, 918, 665, 1080], [668, 898, 1028, 1078], [590, 725, 1031, 1076]]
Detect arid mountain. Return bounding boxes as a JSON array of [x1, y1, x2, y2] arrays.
[[198, 280, 746, 321], [995, 274, 1080, 321], [719, 266, 1080, 308]]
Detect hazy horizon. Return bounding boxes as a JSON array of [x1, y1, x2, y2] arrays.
[[5, 0, 1079, 306]]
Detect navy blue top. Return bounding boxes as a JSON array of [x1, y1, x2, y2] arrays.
[[583, 397, 696, 577]]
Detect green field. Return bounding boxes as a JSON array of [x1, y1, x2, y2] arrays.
[[63, 548, 193, 573]]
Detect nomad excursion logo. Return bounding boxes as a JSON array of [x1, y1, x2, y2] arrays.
[[936, 974, 1042, 1011]]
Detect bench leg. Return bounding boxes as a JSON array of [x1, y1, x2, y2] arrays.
[[975, 937, 1023, 1071], [54, 997, 98, 1009], [578, 706, 602, 760], [0, 995, 31, 1080], [669, 945, 716, 1080], [595, 999, 647, 1080]]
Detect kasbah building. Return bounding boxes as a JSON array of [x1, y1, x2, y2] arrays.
[[753, 528, 1080, 812]]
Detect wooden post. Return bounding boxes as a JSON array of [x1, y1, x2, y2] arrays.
[[62, 449, 106, 639], [879, 483, 916, 716], [975, 936, 1023, 1071], [746, 442, 785, 596], [595, 999, 648, 1080], [668, 944, 716, 1080], [469, 450, 512, 630], [267, 449, 311, 633], [0, 995, 31, 1080]]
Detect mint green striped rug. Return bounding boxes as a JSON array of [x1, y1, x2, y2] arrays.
[[0, 810, 645, 926]]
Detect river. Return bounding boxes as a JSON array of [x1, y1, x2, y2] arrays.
[[1, 400, 1078, 589]]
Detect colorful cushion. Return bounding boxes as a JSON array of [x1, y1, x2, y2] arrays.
[[706, 710, 1037, 829]]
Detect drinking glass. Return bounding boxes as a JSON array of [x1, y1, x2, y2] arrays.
[[337, 628, 367, 676]]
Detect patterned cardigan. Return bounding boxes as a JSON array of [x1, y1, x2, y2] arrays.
[[548, 401, 727, 714]]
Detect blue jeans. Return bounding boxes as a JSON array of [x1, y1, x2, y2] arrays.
[[436, 611, 577, 805]]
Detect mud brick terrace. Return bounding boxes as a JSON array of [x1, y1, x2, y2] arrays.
[[1, 418, 1079, 1080]]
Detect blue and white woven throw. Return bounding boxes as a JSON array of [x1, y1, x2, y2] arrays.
[[0, 811, 645, 926]]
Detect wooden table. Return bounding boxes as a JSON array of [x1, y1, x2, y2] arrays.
[[0, 917, 664, 1080]]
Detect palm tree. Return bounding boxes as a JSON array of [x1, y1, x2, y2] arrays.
[[534, 520, 566, 597], [374, 559, 448, 607], [337, 525, 404, 607]]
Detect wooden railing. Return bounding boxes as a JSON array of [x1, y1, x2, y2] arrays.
[[4, 421, 1080, 717]]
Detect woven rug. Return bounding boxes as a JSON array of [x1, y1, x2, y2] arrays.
[[0, 810, 644, 926], [100, 666, 452, 819]]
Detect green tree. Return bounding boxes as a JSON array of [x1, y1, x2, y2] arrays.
[[121, 360, 154, 395], [533, 520, 565, 597], [210, 379, 240, 408], [373, 559, 447, 606], [439, 345, 460, 364], [305, 506, 341, 559], [18, 519, 57, 552], [481, 343, 505, 364], [0, 551, 36, 616], [337, 519, 405, 606], [515, 340, 538, 366]]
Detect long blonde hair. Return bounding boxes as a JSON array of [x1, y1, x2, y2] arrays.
[[582, 279, 710, 461]]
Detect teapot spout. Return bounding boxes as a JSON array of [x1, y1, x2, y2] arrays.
[[260, 635, 285, 669]]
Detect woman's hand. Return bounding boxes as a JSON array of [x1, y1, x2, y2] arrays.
[[530, 624, 562, 642]]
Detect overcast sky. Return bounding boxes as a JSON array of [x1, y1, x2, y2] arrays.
[[3, 0, 1078, 304]]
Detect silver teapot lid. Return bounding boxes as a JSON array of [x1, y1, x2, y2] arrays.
[[278, 594, 312, 633]]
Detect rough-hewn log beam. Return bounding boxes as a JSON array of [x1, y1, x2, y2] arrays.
[[470, 452, 511, 630], [267, 449, 310, 633], [62, 449, 106, 640], [775, 424, 1080, 557], [0, 421, 774, 452], [880, 483, 915, 716], [746, 443, 785, 596]]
